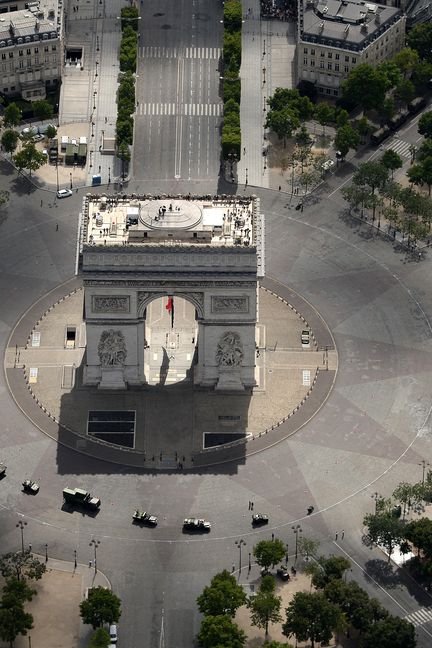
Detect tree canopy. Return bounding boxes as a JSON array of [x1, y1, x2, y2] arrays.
[[197, 570, 246, 617], [283, 591, 346, 648], [32, 100, 53, 120], [361, 616, 416, 648], [88, 628, 112, 648], [13, 143, 46, 177], [247, 575, 282, 636], [418, 111, 432, 139], [1, 130, 19, 157], [0, 551, 46, 582], [3, 103, 22, 128], [79, 587, 121, 629], [197, 615, 246, 648], [342, 65, 387, 111], [407, 22, 432, 63], [334, 124, 360, 158], [253, 539, 286, 570]]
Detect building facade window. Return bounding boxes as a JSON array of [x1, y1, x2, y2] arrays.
[[344, 65, 349, 72], [335, 53, 339, 60], [345, 55, 349, 62], [320, 61, 324, 69], [310, 59, 315, 67], [328, 62, 332, 70], [327, 52, 332, 58], [18, 49, 23, 56], [311, 48, 315, 55], [304, 47, 308, 53], [304, 58, 308, 65], [352, 57, 356, 63], [321, 51, 325, 57], [335, 63, 339, 71]]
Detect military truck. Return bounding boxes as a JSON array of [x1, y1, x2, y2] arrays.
[[63, 487, 101, 510]]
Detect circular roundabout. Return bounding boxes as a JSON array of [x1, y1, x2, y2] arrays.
[[1, 184, 432, 645]]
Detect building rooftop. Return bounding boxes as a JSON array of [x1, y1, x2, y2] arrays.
[[300, 0, 403, 51], [0, 0, 59, 45], [80, 194, 261, 249]]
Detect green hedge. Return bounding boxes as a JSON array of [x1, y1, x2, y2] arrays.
[[221, 0, 242, 161], [116, 13, 138, 151]]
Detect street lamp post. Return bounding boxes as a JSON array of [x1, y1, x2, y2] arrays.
[[371, 491, 380, 513], [108, 166, 111, 184], [96, 35, 99, 51], [95, 61, 99, 78], [263, 96, 266, 112], [55, 159, 59, 193], [248, 552, 251, 571], [89, 539, 101, 574], [234, 539, 246, 576], [285, 543, 289, 565], [419, 460, 430, 484], [93, 91, 97, 111], [292, 525, 302, 564], [69, 172, 73, 190], [262, 67, 266, 85], [89, 150, 93, 169], [45, 543, 48, 562], [16, 520, 27, 555], [263, 39, 266, 56], [74, 549, 77, 569]]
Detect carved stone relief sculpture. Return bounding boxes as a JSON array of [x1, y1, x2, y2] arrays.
[[211, 296, 249, 314], [92, 296, 130, 313], [98, 330, 127, 366], [216, 331, 244, 367]]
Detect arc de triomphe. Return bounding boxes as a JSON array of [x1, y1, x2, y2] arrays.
[[77, 194, 264, 391]]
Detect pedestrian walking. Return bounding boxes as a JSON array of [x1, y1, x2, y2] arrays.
[[248, 501, 251, 510], [40, 199, 43, 207], [56, 223, 58, 231], [251, 502, 254, 511], [335, 532, 338, 541], [341, 529, 345, 540]]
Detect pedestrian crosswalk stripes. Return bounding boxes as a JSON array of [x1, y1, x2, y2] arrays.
[[139, 46, 221, 60], [404, 607, 432, 627], [138, 103, 223, 117], [383, 137, 412, 159]]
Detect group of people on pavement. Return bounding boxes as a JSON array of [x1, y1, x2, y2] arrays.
[[260, 0, 297, 21]]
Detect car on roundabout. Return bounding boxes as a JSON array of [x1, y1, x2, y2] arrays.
[[252, 513, 269, 526], [183, 518, 211, 532], [22, 479, 39, 494], [132, 510, 158, 526], [57, 188, 73, 199]]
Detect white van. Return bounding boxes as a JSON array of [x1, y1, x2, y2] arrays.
[[109, 624, 118, 643]]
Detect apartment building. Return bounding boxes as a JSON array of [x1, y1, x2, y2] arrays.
[[297, 0, 406, 98], [0, 0, 61, 101]]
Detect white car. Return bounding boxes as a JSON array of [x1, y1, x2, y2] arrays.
[[57, 189, 73, 199], [321, 159, 335, 171]]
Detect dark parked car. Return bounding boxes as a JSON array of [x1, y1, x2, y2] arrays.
[[22, 479, 39, 494], [276, 565, 290, 581], [252, 513, 269, 526], [132, 510, 158, 526]]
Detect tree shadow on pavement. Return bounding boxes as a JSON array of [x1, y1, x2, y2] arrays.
[[10, 174, 38, 197], [0, 158, 14, 177], [364, 558, 401, 589]]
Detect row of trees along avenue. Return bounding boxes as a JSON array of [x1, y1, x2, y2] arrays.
[[195, 537, 416, 648]]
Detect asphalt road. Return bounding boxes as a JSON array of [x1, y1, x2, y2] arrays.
[[133, 0, 223, 182]]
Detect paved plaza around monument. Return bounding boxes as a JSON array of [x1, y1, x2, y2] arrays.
[[6, 280, 337, 468]]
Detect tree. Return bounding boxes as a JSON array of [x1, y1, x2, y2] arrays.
[[407, 22, 432, 63], [392, 47, 420, 79], [0, 603, 33, 647], [299, 169, 320, 194], [412, 60, 432, 94], [342, 65, 387, 111], [45, 125, 57, 140], [223, 0, 243, 32], [361, 615, 416, 648], [381, 149, 403, 179], [415, 158, 432, 195], [268, 88, 314, 121], [248, 575, 282, 637], [253, 539, 286, 570], [404, 518, 432, 558], [13, 143, 46, 178], [3, 103, 22, 128], [341, 185, 370, 214], [297, 537, 319, 562], [265, 109, 300, 147], [363, 512, 405, 561], [382, 97, 395, 122], [197, 569, 246, 617], [88, 628, 111, 648], [32, 100, 53, 120], [418, 111, 432, 139], [314, 102, 334, 134], [0, 551, 46, 582], [356, 117, 373, 143], [324, 580, 387, 634], [117, 142, 131, 180], [295, 125, 312, 149], [1, 130, 19, 157], [2, 579, 36, 604], [353, 161, 389, 220], [377, 61, 402, 89], [395, 79, 415, 105], [262, 642, 294, 648], [197, 615, 246, 648], [336, 109, 349, 128], [283, 592, 346, 648], [334, 124, 360, 158], [79, 587, 121, 629], [309, 556, 351, 590]]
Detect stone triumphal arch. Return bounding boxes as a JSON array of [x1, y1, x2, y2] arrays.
[[77, 194, 264, 391]]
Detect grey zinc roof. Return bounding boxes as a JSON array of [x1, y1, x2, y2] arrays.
[[301, 0, 402, 49]]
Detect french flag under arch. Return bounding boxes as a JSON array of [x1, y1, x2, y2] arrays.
[[166, 296, 174, 328]]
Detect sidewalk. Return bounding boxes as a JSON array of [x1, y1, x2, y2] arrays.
[[0, 554, 111, 648]]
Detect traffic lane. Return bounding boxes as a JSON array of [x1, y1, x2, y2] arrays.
[[332, 538, 432, 648]]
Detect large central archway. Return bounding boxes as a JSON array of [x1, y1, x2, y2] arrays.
[[143, 295, 199, 385]]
